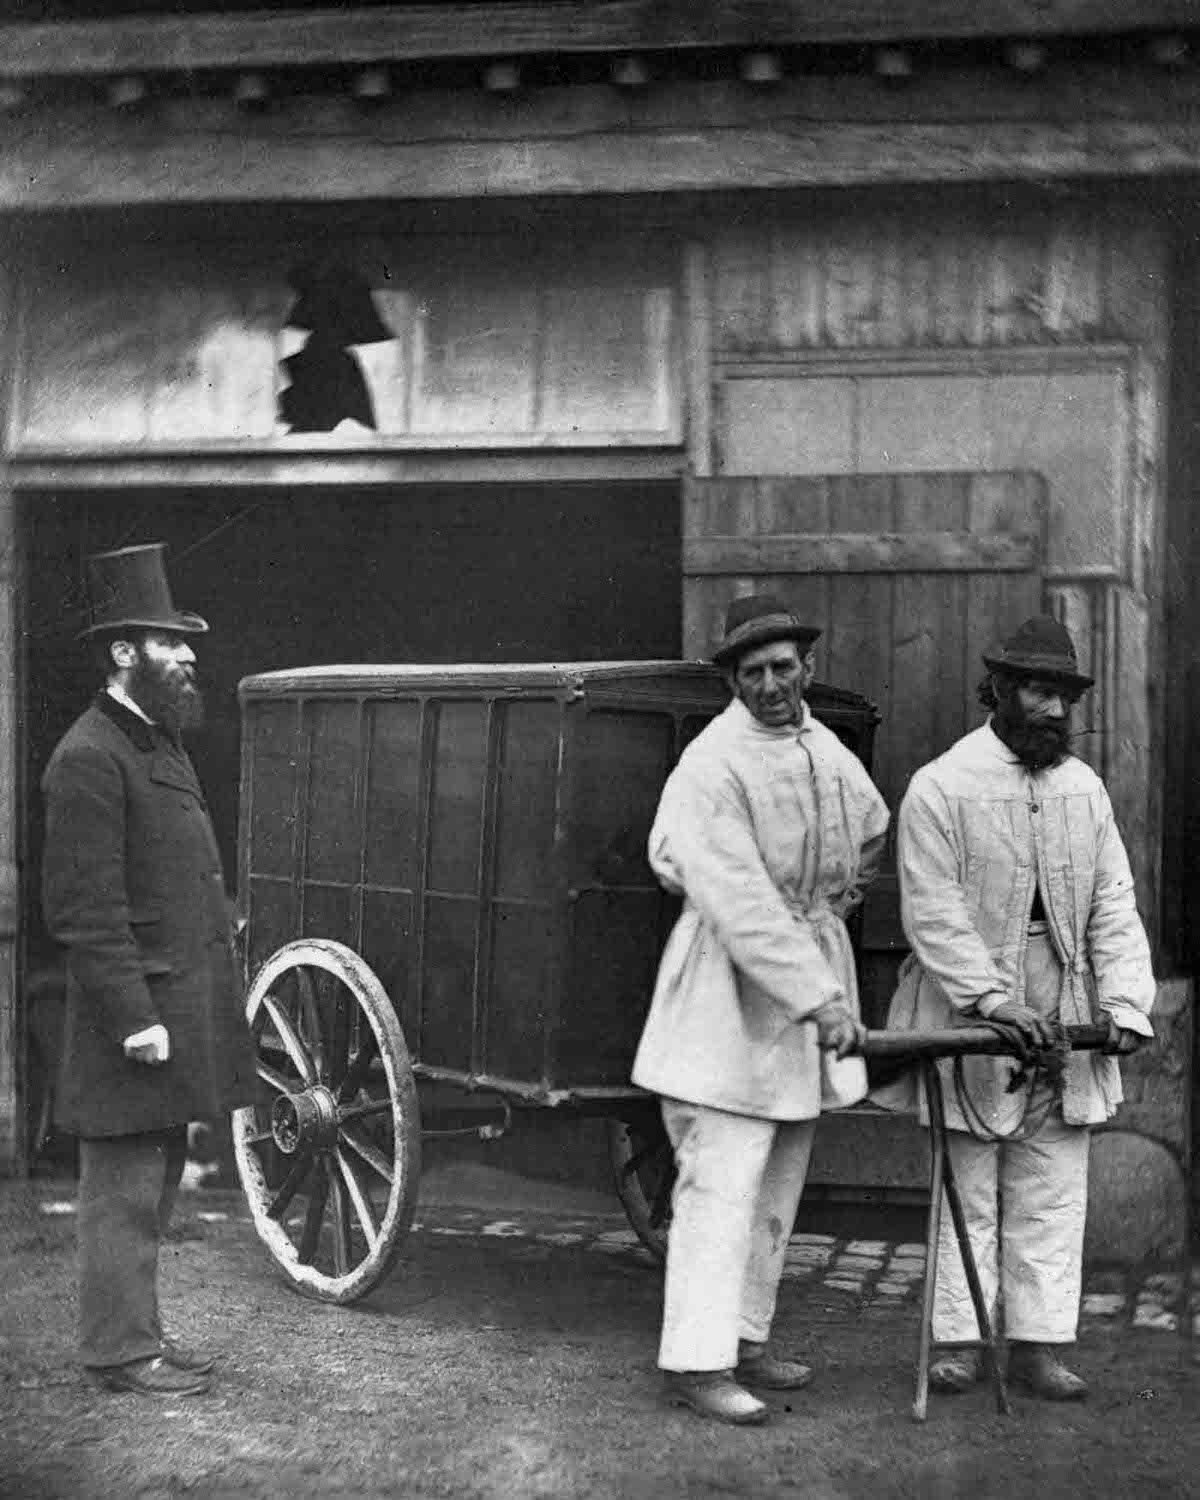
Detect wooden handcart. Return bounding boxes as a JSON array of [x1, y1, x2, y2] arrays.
[[230, 661, 878, 1303]]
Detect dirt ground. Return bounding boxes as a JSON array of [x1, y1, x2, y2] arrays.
[[0, 1166, 1197, 1500]]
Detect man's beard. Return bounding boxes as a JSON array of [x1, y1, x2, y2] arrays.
[[128, 654, 205, 735], [991, 693, 1071, 771]]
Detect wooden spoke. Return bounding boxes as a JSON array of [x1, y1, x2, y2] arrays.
[[234, 940, 421, 1303], [261, 992, 317, 1084], [329, 1000, 353, 1092], [335, 1149, 381, 1252], [648, 1170, 674, 1229], [618, 1137, 666, 1183], [337, 1096, 395, 1125], [336, 1030, 379, 1103], [297, 1159, 331, 1267], [329, 1170, 353, 1276], [255, 1060, 294, 1097], [338, 1123, 395, 1185], [267, 1154, 313, 1222], [294, 965, 326, 1080]]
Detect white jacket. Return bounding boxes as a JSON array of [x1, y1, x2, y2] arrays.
[[631, 698, 890, 1120], [878, 723, 1155, 1129]]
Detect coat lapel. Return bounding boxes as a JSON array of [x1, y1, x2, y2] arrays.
[[95, 691, 207, 802]]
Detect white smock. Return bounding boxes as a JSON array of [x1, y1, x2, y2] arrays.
[[632, 697, 890, 1121]]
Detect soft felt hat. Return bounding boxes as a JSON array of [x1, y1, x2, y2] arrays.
[[79, 543, 209, 639], [982, 615, 1093, 692], [711, 593, 821, 667]]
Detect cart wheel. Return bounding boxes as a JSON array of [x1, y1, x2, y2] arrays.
[[232, 939, 420, 1304], [607, 1106, 675, 1263]]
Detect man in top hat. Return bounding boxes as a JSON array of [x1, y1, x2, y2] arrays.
[[880, 615, 1155, 1400], [41, 543, 256, 1396], [631, 594, 890, 1425]]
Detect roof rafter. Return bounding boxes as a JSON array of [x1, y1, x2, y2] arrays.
[[0, 1, 1195, 80]]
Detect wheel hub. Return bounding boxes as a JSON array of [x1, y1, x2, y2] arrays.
[[271, 1085, 340, 1155]]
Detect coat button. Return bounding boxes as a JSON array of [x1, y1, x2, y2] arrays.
[[1030, 803, 1039, 813]]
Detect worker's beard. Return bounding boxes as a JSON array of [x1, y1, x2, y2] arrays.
[[128, 652, 205, 736], [991, 687, 1071, 772]]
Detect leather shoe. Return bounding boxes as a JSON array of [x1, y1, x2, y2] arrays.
[[735, 1341, 813, 1391], [664, 1370, 769, 1426], [928, 1346, 983, 1394], [90, 1356, 211, 1397], [161, 1338, 217, 1375], [1006, 1343, 1087, 1401]]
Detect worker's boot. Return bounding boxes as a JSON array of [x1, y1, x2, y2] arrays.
[[1006, 1342, 1088, 1401], [735, 1340, 814, 1390], [928, 1344, 983, 1394], [663, 1370, 769, 1425]]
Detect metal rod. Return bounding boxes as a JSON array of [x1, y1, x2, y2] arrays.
[[913, 1059, 943, 1424], [927, 1064, 1011, 1416]]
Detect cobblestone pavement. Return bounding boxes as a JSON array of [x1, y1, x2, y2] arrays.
[[32, 1174, 1197, 1341]]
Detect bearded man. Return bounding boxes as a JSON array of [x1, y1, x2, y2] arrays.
[[42, 543, 255, 1397], [882, 616, 1155, 1401], [632, 594, 890, 1425]]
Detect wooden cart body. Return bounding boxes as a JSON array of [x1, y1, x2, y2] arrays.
[[239, 661, 878, 1106]]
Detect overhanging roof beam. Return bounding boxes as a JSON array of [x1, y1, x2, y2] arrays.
[[0, 2, 1197, 81]]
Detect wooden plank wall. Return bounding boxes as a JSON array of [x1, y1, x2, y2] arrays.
[[713, 195, 1162, 355], [705, 190, 1169, 941], [0, 258, 18, 1171]]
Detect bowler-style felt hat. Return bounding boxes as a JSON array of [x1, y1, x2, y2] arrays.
[[982, 615, 1093, 693], [712, 593, 821, 667], [79, 543, 209, 639]]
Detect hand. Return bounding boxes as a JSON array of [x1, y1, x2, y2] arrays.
[[123, 1023, 170, 1065], [985, 1001, 1057, 1051], [1103, 1018, 1146, 1056], [829, 889, 862, 921], [812, 1002, 866, 1059]]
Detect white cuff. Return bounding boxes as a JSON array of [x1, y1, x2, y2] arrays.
[[1099, 1004, 1154, 1039]]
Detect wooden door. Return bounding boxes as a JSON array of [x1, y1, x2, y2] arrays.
[[683, 470, 1047, 1029]]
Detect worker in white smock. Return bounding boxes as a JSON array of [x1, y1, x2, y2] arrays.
[[632, 594, 890, 1426], [879, 616, 1155, 1401]]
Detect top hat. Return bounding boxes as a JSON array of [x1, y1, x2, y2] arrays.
[[982, 615, 1093, 692], [712, 593, 821, 667], [79, 543, 209, 639]]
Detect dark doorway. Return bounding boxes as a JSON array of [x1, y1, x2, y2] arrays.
[[21, 480, 682, 961]]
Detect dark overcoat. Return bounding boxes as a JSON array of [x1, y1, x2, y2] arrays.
[[41, 693, 257, 1137]]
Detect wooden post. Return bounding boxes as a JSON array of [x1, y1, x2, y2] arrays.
[[0, 256, 19, 1173], [683, 240, 713, 481]]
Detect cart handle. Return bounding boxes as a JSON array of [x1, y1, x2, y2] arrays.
[[855, 1022, 1110, 1061]]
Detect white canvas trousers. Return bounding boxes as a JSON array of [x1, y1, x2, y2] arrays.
[[932, 925, 1090, 1345], [658, 1098, 817, 1372], [932, 1117, 1090, 1344]]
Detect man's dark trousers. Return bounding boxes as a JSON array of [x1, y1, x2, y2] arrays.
[[77, 1126, 188, 1369]]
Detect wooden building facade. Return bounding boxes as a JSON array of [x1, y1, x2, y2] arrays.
[[1, 1, 1198, 1255]]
